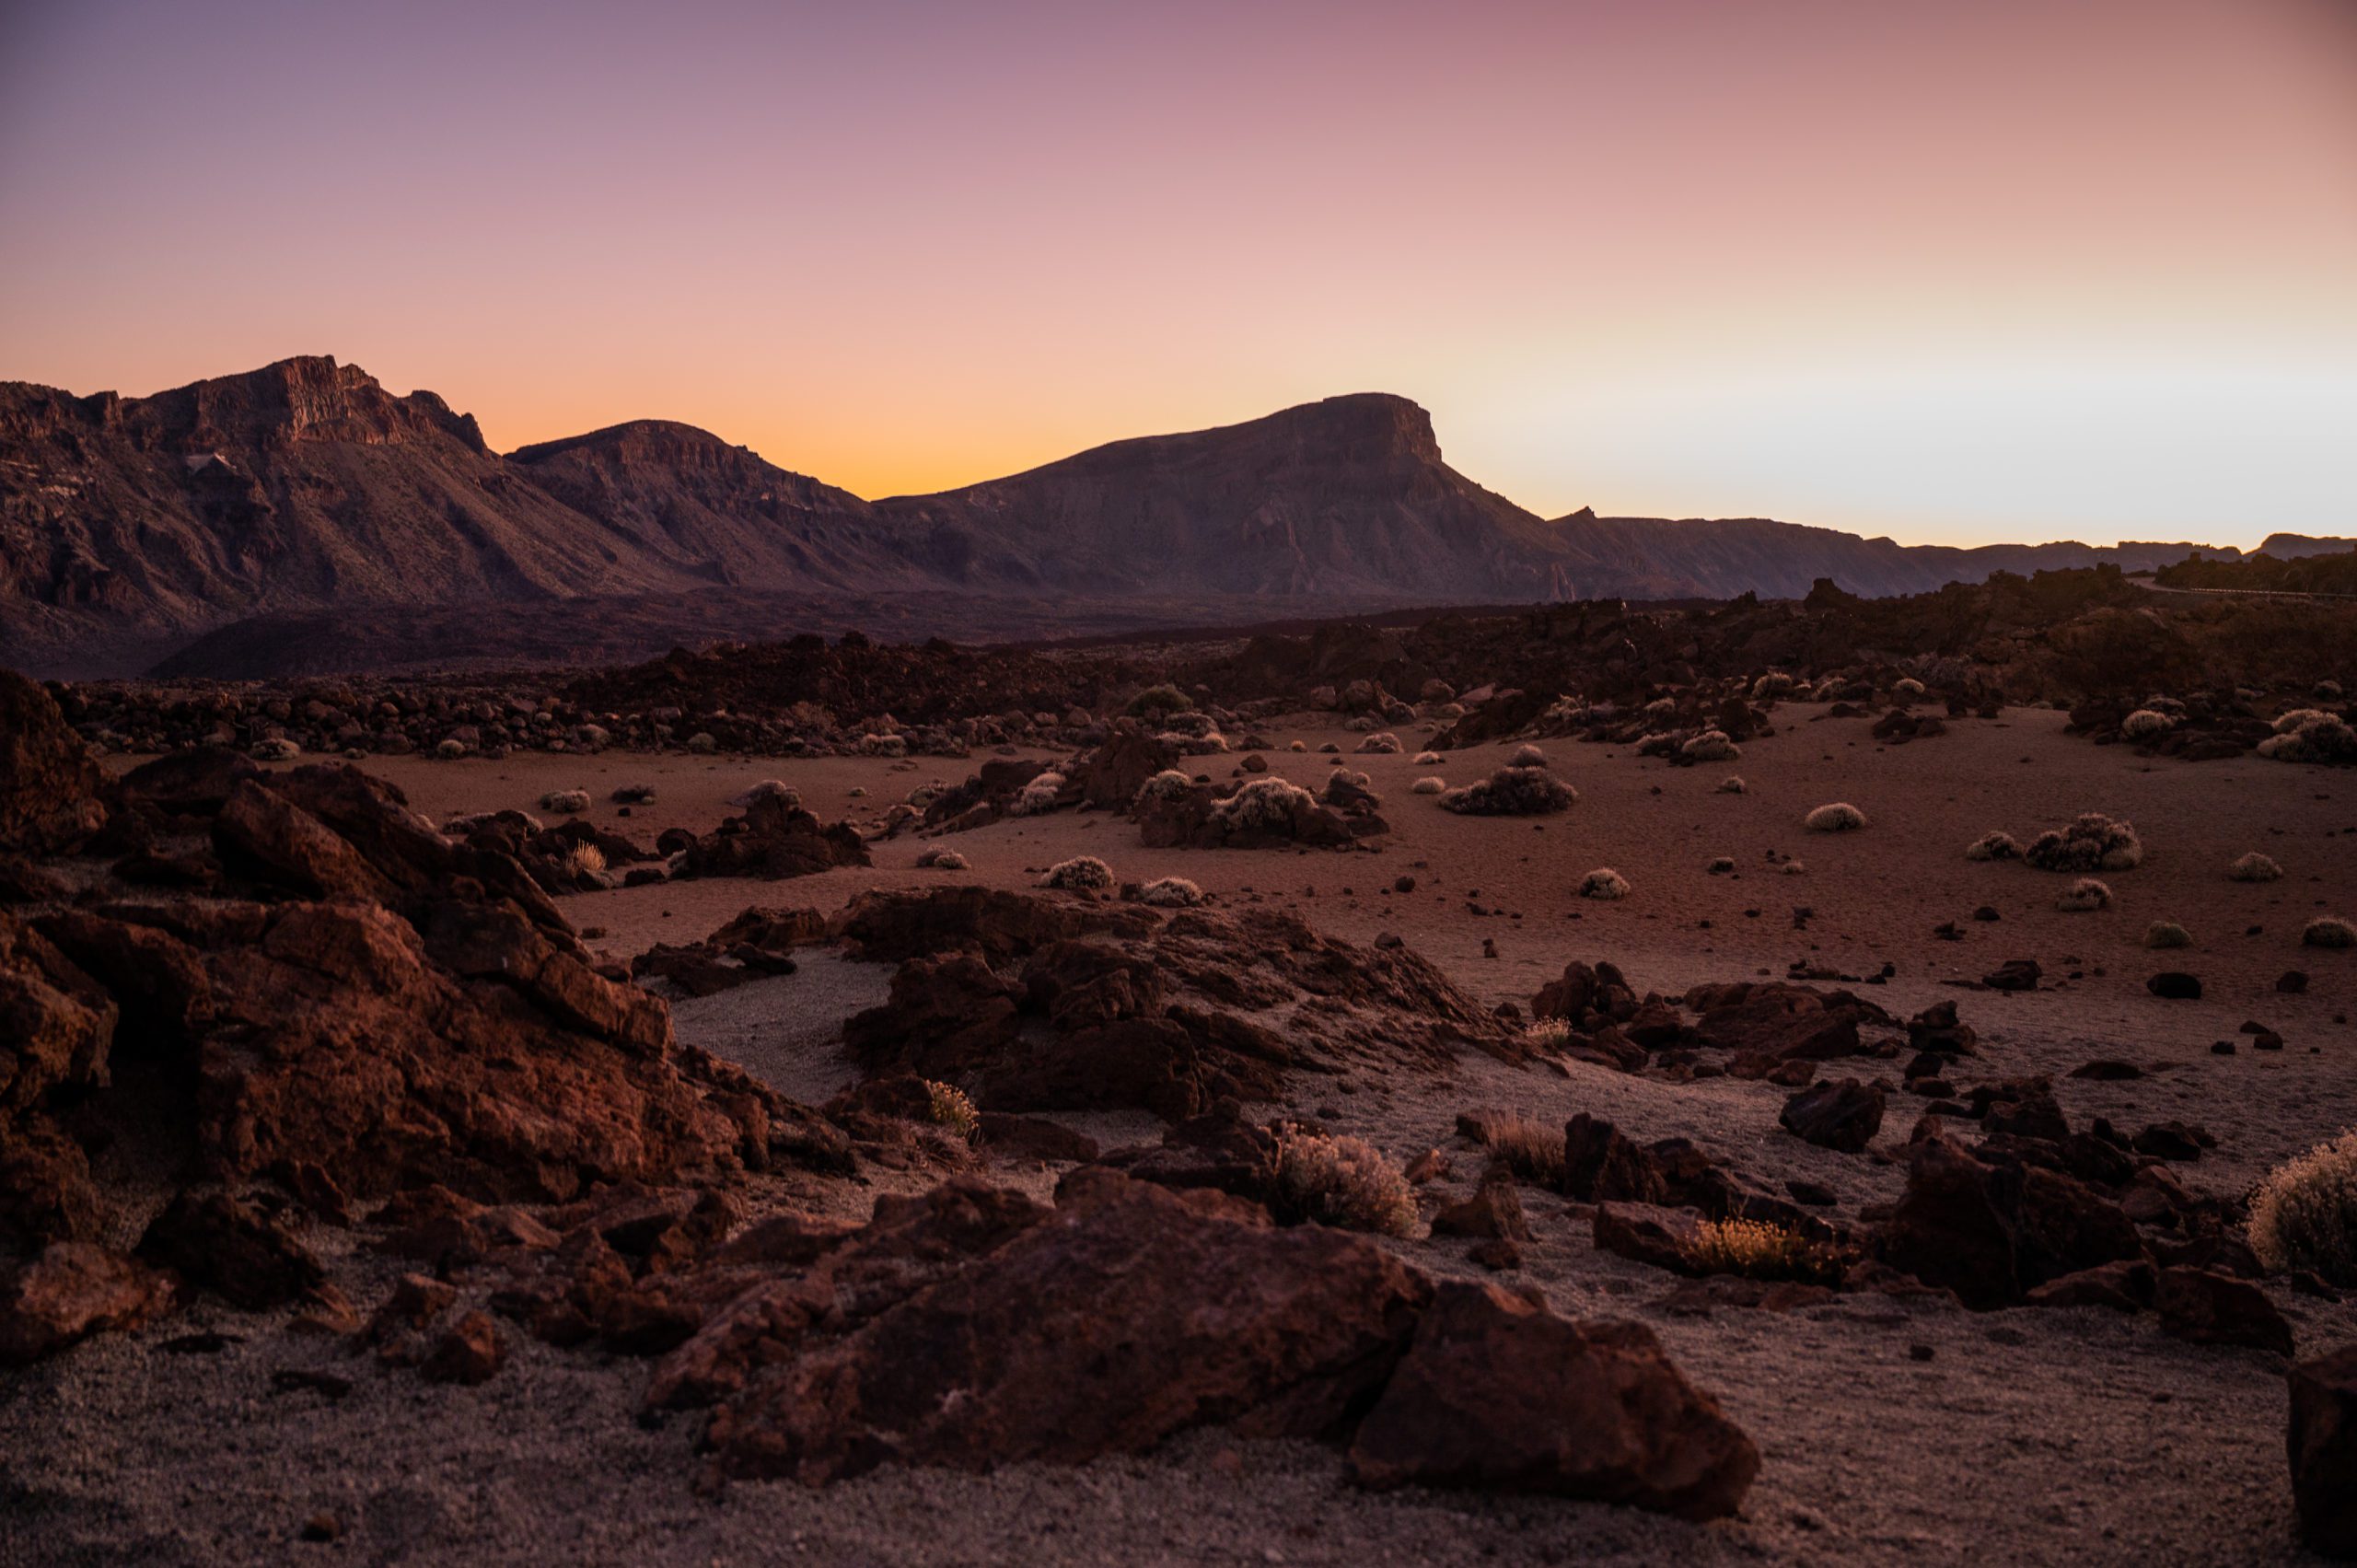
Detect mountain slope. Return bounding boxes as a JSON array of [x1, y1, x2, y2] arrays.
[[0, 354, 2252, 676], [868, 394, 1573, 599]]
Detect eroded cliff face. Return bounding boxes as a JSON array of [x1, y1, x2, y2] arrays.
[[1, 357, 2237, 675]]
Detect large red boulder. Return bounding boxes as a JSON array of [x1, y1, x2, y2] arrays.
[[1348, 1280, 1759, 1519], [0, 1241, 177, 1366], [699, 1171, 1432, 1482]]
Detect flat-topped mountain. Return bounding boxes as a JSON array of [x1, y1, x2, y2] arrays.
[[0, 355, 2244, 674], [870, 394, 1569, 599]]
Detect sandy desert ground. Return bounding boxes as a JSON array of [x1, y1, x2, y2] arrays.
[[6, 702, 2354, 1566]]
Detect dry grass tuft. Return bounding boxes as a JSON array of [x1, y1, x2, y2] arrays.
[[1468, 1110, 1565, 1188], [1683, 1217, 1842, 1284], [2228, 852, 2283, 882], [1520, 1017, 1573, 1051], [559, 842, 607, 878]]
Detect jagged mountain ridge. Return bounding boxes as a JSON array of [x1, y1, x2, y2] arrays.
[[0, 354, 2243, 674]]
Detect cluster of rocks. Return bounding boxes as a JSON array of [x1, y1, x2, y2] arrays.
[[1, 672, 1781, 1518], [831, 886, 1522, 1121]]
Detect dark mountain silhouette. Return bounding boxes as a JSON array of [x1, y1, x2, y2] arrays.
[[0, 354, 2246, 675]]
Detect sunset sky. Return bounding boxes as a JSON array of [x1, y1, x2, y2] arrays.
[[2, 0, 2352, 547]]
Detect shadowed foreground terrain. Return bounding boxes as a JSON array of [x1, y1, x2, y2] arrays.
[[5, 584, 2357, 1566]]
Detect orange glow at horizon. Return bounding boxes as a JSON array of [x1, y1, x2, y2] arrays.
[[2, 0, 2352, 548]]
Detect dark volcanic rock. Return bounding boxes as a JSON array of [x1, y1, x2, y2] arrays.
[[1778, 1078, 1886, 1153], [2290, 1346, 2357, 1557], [0, 671, 109, 854], [699, 1171, 1432, 1482], [1346, 1280, 1759, 1519], [2155, 1267, 2293, 1356], [135, 1191, 326, 1310], [676, 788, 868, 881]]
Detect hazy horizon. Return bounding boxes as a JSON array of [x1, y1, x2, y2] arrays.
[[4, 0, 2353, 552]]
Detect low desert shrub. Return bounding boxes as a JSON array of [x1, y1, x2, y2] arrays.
[[1682, 1217, 1842, 1285], [1288, 740, 1306, 752], [859, 732, 909, 758], [1892, 677, 1926, 700], [1411, 776, 1446, 795], [2305, 917, 2357, 949], [734, 780, 800, 808], [1509, 743, 1549, 768], [540, 789, 590, 814], [2143, 920, 2192, 949], [2119, 708, 2177, 741], [1269, 1132, 1418, 1236], [250, 738, 300, 762], [2259, 714, 2357, 764], [1717, 775, 1746, 794], [1040, 855, 1115, 890], [1780, 860, 1807, 875], [914, 847, 968, 870], [2273, 707, 2334, 734], [1679, 730, 1740, 762], [2025, 812, 2142, 872], [1706, 855, 1735, 875], [924, 1080, 980, 1140], [1440, 766, 1576, 817], [2055, 877, 2113, 912], [1413, 750, 1442, 765], [1133, 769, 1194, 807], [1966, 830, 2021, 862], [2247, 1131, 2357, 1284], [1126, 684, 1194, 718], [1750, 672, 1795, 700], [1578, 867, 1631, 900], [1805, 802, 1867, 832], [1355, 731, 1401, 754], [1010, 771, 1066, 816], [2228, 852, 2283, 882], [434, 738, 467, 760], [1212, 776, 1317, 830], [1138, 876, 1203, 907]]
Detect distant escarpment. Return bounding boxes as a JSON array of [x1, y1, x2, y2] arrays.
[[3, 355, 2240, 676]]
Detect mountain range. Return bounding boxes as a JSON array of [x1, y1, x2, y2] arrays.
[[0, 354, 2283, 676]]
